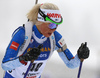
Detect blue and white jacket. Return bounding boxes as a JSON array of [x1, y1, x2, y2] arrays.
[[1, 24, 80, 78]]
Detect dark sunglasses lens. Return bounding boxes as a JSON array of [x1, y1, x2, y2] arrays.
[[49, 23, 57, 29]]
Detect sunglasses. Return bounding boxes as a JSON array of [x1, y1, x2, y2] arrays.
[[48, 23, 58, 29], [38, 8, 63, 25]]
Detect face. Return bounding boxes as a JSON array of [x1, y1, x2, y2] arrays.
[[38, 23, 57, 37]]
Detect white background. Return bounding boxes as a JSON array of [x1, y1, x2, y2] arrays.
[[0, 0, 100, 78]]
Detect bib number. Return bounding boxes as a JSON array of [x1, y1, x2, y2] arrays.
[[30, 62, 43, 72]]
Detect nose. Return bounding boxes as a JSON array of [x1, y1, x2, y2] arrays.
[[50, 28, 56, 32]]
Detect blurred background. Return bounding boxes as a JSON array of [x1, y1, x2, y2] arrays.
[[0, 0, 100, 78]]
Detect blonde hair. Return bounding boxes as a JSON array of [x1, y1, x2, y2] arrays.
[[27, 3, 59, 25]]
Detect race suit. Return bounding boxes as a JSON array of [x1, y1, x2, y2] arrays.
[[1, 25, 80, 78]]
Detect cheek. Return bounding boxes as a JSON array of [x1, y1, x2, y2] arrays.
[[41, 25, 49, 32], [40, 27, 52, 37], [40, 26, 48, 34]]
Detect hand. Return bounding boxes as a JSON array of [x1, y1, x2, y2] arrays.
[[19, 44, 43, 61], [77, 42, 90, 59]]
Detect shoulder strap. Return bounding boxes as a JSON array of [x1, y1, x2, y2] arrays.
[[17, 21, 34, 56], [48, 33, 56, 58]]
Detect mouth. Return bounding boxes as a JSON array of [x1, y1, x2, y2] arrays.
[[48, 32, 52, 36]]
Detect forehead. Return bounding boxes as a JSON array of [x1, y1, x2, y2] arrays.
[[40, 22, 51, 25], [41, 22, 50, 26]]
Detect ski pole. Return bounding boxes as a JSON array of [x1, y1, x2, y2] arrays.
[[23, 1, 39, 78], [24, 61, 34, 78], [77, 59, 84, 78], [35, 0, 38, 4]]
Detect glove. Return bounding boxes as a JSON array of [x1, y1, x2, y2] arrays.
[[19, 44, 43, 61], [77, 42, 90, 59]]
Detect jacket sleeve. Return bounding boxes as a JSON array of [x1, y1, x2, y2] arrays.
[[1, 26, 25, 71], [54, 31, 80, 69]]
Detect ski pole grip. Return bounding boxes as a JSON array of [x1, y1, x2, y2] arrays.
[[31, 60, 34, 63], [81, 59, 84, 62], [31, 44, 43, 63]]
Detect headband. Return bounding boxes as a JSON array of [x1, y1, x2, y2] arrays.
[[37, 8, 63, 24]]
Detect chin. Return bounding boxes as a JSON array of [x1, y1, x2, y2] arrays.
[[44, 34, 51, 37], [44, 35, 51, 37], [43, 32, 52, 37]]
